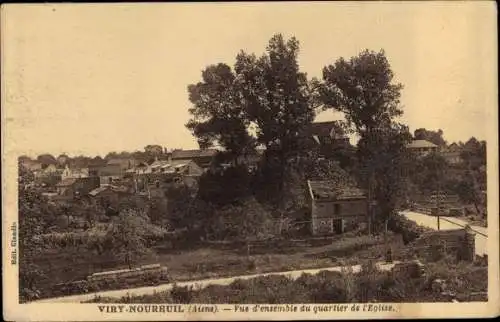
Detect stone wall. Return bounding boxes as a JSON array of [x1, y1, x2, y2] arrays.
[[405, 228, 475, 262]]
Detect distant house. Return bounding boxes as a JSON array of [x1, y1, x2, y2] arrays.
[[106, 158, 137, 171], [406, 140, 438, 157], [61, 164, 89, 180], [133, 159, 203, 194], [440, 143, 463, 165], [56, 177, 100, 200], [307, 121, 350, 146], [35, 164, 62, 180], [96, 164, 123, 185], [171, 149, 219, 169], [20, 159, 43, 172], [307, 180, 368, 235]]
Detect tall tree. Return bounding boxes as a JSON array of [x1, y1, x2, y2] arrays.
[[235, 34, 315, 203], [36, 154, 57, 166], [186, 63, 254, 164], [106, 210, 154, 269], [318, 49, 403, 135], [319, 49, 410, 229]]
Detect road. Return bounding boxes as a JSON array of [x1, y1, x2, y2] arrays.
[[400, 210, 488, 256], [31, 261, 400, 303]]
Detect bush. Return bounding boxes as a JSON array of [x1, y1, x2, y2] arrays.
[[388, 213, 432, 244]]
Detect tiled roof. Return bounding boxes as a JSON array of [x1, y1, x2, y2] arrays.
[[307, 121, 346, 138], [407, 140, 438, 149], [171, 149, 218, 159], [309, 180, 365, 201]]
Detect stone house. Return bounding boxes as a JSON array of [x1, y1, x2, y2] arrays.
[[307, 180, 368, 235]]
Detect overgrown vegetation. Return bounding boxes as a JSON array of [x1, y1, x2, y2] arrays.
[[85, 258, 487, 304]]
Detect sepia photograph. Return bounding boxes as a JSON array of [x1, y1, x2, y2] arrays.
[[2, 1, 498, 320]]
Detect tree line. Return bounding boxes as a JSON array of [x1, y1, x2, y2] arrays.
[[186, 33, 411, 230]]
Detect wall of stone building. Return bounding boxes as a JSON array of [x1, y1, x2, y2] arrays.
[[311, 199, 368, 235], [405, 228, 476, 262]]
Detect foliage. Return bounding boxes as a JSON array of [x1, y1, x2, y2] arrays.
[[235, 34, 316, 203], [106, 210, 157, 269], [357, 123, 413, 226], [318, 49, 403, 135], [414, 128, 447, 147], [206, 197, 275, 242], [197, 165, 253, 206], [186, 63, 255, 162], [91, 257, 486, 304], [409, 151, 449, 194], [318, 49, 410, 228]]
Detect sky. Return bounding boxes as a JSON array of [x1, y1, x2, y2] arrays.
[[2, 2, 497, 158]]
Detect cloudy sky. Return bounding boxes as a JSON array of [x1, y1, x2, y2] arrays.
[[2, 2, 497, 158]]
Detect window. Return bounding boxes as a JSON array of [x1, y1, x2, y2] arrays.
[[334, 203, 341, 215]]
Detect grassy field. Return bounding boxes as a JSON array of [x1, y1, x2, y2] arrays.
[[28, 232, 406, 297]]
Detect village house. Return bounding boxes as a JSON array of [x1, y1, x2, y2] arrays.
[[95, 164, 123, 185], [307, 180, 368, 235], [171, 149, 219, 169], [61, 164, 89, 180], [20, 159, 43, 172], [133, 158, 204, 195], [308, 121, 350, 146], [406, 139, 438, 158], [440, 143, 463, 165], [106, 158, 137, 171], [304, 121, 352, 159], [55, 177, 100, 200]]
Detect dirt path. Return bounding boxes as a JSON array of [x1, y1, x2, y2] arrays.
[[31, 261, 400, 303]]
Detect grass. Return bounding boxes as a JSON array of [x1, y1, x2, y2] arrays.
[[27, 232, 406, 299], [84, 256, 488, 304]]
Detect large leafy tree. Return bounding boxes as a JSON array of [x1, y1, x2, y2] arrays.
[[235, 34, 315, 203], [318, 49, 410, 229], [186, 63, 254, 164], [318, 49, 403, 135], [106, 210, 155, 269]]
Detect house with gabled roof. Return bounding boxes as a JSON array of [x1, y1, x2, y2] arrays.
[[406, 139, 438, 157], [307, 179, 368, 235], [171, 149, 218, 169]]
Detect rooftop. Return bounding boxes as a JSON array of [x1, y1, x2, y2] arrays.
[[406, 140, 438, 149], [307, 121, 346, 138], [308, 180, 366, 201], [171, 149, 218, 159]]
